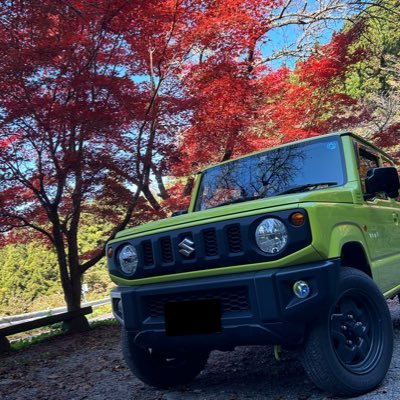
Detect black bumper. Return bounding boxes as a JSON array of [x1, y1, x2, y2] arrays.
[[111, 259, 340, 351]]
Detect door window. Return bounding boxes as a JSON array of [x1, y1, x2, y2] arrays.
[[356, 146, 379, 196]]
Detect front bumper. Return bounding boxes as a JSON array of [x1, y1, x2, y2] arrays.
[[111, 259, 339, 351]]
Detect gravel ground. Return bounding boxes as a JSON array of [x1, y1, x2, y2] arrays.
[[1, 300, 399, 400]]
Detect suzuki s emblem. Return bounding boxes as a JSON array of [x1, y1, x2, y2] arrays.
[[178, 238, 195, 257]]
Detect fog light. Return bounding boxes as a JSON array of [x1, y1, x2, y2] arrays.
[[293, 280, 310, 299]]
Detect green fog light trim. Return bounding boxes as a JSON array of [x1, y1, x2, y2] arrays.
[[293, 280, 310, 299]]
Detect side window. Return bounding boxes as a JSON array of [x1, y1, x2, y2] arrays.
[[356, 145, 381, 197]]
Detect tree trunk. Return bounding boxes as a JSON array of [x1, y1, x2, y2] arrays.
[[61, 314, 90, 334], [61, 265, 90, 333], [62, 257, 90, 333], [52, 217, 90, 333], [183, 177, 195, 196], [142, 185, 161, 210]]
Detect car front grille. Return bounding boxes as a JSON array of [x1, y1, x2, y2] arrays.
[[227, 224, 242, 253], [140, 223, 244, 268], [160, 237, 174, 263], [203, 228, 218, 256]]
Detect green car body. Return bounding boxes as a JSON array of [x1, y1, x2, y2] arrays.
[[107, 132, 400, 395]]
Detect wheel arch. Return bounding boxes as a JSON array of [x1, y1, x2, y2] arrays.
[[326, 223, 372, 277], [340, 241, 372, 278]]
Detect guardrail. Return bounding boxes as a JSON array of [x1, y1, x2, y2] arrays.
[[0, 298, 112, 352], [0, 298, 110, 329]]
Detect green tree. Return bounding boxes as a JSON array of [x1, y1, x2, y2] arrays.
[[0, 243, 60, 315], [344, 0, 400, 140], [78, 214, 114, 298], [0, 214, 118, 315], [345, 0, 400, 97]]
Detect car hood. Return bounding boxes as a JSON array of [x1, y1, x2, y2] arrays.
[[114, 187, 353, 240]]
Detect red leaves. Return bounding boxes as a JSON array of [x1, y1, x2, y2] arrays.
[[0, 1, 143, 249], [374, 123, 400, 160], [0, 134, 18, 148], [170, 16, 366, 184], [0, 1, 369, 257], [161, 182, 192, 213], [254, 26, 366, 142], [172, 60, 266, 176], [296, 22, 365, 87]]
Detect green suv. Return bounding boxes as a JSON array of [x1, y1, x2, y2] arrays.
[[107, 132, 400, 396]]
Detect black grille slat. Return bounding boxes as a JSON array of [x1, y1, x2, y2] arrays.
[[142, 240, 154, 266], [227, 224, 242, 253], [146, 287, 249, 317], [160, 237, 173, 263], [203, 228, 218, 256]]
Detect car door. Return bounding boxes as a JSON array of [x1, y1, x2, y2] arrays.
[[355, 142, 400, 294]]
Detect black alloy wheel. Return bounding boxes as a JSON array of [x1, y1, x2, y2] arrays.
[[329, 291, 382, 374], [301, 267, 393, 397]]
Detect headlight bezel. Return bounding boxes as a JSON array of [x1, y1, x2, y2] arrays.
[[118, 244, 139, 275], [255, 217, 289, 254]]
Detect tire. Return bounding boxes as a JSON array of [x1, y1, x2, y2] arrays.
[[301, 267, 393, 397], [121, 329, 210, 388]]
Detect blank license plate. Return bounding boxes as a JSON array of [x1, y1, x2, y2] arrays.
[[164, 299, 222, 336]]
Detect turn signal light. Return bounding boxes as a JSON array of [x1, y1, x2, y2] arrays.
[[107, 247, 113, 257], [290, 212, 305, 226]]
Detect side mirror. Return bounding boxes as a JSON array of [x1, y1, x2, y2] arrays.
[[365, 167, 400, 199], [171, 209, 188, 217]]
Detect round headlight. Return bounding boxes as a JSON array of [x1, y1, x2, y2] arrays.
[[255, 218, 288, 254], [118, 245, 138, 275]]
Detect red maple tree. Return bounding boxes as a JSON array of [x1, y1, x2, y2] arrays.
[[0, 1, 150, 327]]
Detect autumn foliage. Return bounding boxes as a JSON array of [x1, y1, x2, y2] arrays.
[[173, 22, 366, 180]]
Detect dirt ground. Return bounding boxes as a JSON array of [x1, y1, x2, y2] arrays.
[[1, 300, 400, 400]]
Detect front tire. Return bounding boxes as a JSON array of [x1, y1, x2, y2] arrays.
[[121, 329, 210, 388], [301, 268, 393, 397]]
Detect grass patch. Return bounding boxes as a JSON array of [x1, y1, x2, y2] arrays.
[[90, 318, 118, 329], [10, 328, 65, 350], [89, 303, 112, 319]]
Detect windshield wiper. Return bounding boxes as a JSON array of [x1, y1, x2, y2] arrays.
[[215, 194, 262, 208], [275, 182, 338, 196]]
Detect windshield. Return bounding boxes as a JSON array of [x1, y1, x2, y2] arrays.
[[195, 137, 346, 211]]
